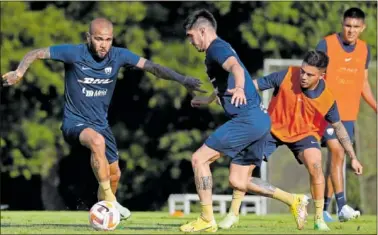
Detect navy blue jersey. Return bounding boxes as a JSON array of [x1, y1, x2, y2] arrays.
[[257, 70, 340, 123], [316, 33, 371, 69], [205, 38, 262, 118], [50, 44, 140, 129]]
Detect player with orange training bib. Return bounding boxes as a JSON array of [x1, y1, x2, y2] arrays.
[[315, 7, 377, 223], [218, 51, 363, 231]]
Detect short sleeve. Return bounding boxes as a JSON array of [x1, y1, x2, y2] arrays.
[[207, 44, 235, 66], [50, 44, 79, 63], [325, 101, 341, 123], [315, 39, 327, 53], [256, 69, 287, 91], [117, 48, 140, 67]]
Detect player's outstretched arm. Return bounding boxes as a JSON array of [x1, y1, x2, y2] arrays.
[[331, 121, 363, 175], [2, 48, 51, 86], [135, 57, 206, 95], [361, 70, 377, 113]]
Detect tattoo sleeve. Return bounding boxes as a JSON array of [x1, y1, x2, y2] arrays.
[[194, 168, 213, 191], [16, 47, 51, 77], [143, 60, 186, 84], [250, 177, 276, 197], [332, 121, 357, 159]]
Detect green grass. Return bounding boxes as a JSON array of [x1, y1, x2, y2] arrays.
[[0, 211, 376, 234]]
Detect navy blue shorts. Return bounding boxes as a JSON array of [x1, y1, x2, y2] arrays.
[[263, 133, 320, 164], [205, 107, 271, 167], [61, 119, 119, 164], [320, 121, 355, 147]]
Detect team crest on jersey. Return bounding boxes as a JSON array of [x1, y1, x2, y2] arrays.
[[104, 67, 112, 75], [327, 128, 334, 135]]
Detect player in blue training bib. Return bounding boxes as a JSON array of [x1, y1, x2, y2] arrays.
[[179, 9, 293, 233], [2, 17, 205, 220]]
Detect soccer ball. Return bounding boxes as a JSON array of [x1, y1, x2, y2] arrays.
[[89, 201, 121, 231]]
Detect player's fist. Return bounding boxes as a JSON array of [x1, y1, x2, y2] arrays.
[[183, 77, 207, 95], [351, 158, 363, 175], [227, 87, 247, 107], [2, 71, 22, 86]]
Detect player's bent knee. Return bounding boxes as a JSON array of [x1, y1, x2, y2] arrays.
[[89, 135, 105, 153], [92, 135, 105, 147], [80, 128, 105, 150], [191, 154, 199, 168], [229, 177, 247, 192], [191, 151, 206, 168]]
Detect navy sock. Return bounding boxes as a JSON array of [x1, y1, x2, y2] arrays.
[[335, 192, 346, 213], [323, 197, 332, 211]]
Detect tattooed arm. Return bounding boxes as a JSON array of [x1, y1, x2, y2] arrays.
[[134, 57, 206, 95], [324, 102, 363, 174], [331, 121, 363, 174], [332, 121, 356, 159], [2, 48, 50, 86]]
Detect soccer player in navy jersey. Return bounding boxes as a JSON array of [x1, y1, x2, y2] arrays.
[[2, 18, 205, 220], [179, 9, 310, 232]]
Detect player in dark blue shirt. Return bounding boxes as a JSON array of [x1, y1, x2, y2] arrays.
[[2, 18, 205, 220], [179, 9, 287, 232]]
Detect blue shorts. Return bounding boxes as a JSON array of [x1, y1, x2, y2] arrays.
[[263, 133, 320, 164], [61, 119, 119, 164], [205, 107, 271, 167], [320, 121, 355, 147]]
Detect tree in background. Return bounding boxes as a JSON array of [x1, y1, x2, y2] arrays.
[[1, 1, 376, 213]]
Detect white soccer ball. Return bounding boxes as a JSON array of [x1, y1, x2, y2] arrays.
[[89, 201, 121, 231]]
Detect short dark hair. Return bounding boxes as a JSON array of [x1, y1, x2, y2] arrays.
[[183, 9, 217, 31], [303, 51, 329, 70], [343, 7, 365, 20]]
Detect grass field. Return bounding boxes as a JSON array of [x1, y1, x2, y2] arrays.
[[0, 211, 376, 234]]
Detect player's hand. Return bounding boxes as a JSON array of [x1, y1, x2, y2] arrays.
[[227, 87, 247, 107], [191, 96, 211, 108], [351, 158, 363, 175], [183, 77, 207, 96], [2, 71, 22, 87]]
